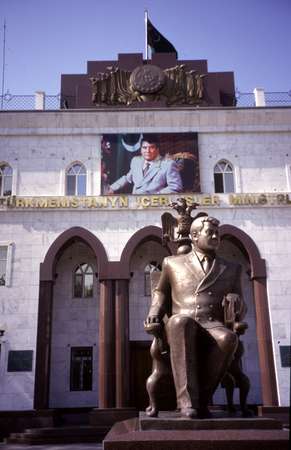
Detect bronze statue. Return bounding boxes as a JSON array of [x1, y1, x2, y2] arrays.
[[144, 212, 246, 419]]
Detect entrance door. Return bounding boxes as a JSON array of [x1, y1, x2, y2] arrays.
[[128, 240, 170, 410]]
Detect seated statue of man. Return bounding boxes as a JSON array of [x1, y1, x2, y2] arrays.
[[144, 214, 245, 419]]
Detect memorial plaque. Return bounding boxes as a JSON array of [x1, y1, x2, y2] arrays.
[[7, 350, 33, 372], [279, 346, 291, 368]]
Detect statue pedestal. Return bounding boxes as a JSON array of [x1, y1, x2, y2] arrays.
[[103, 411, 289, 450]]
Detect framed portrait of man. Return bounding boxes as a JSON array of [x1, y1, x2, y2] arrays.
[[100, 132, 200, 195]]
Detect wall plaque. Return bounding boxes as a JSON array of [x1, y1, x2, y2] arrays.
[[279, 346, 291, 368], [7, 350, 33, 372]]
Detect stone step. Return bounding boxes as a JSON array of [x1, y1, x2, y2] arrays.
[[139, 411, 283, 431], [5, 425, 109, 445], [105, 428, 289, 450]]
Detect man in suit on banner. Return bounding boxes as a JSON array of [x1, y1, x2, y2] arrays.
[[108, 134, 183, 195]]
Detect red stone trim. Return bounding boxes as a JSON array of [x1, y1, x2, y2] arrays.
[[220, 224, 266, 279], [120, 226, 163, 277], [40, 226, 108, 281]]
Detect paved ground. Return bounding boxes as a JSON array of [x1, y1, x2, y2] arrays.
[[0, 445, 102, 450]]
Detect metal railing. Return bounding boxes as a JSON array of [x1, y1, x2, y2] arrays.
[[0, 90, 291, 110], [235, 92, 255, 107], [236, 90, 291, 107], [0, 92, 61, 110], [264, 91, 291, 106]]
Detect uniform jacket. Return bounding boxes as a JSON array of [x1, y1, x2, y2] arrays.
[[149, 251, 243, 329], [110, 155, 183, 194]]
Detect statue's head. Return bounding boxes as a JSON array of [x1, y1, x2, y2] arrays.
[[190, 214, 220, 254]]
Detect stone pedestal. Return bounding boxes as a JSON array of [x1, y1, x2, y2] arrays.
[[103, 411, 289, 450], [89, 407, 137, 426]]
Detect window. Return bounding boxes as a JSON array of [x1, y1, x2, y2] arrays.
[[0, 243, 12, 287], [0, 164, 12, 196], [66, 163, 86, 195], [0, 246, 8, 286], [144, 261, 161, 296], [70, 347, 93, 391], [73, 263, 94, 298], [214, 160, 234, 193]]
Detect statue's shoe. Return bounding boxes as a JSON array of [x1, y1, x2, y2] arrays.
[[146, 407, 158, 417], [181, 407, 197, 419]]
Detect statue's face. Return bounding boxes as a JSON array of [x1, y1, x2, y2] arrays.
[[192, 221, 220, 253]]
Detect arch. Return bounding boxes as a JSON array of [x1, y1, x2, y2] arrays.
[[0, 160, 13, 168], [35, 227, 108, 409], [40, 226, 108, 281], [214, 159, 234, 170], [219, 223, 278, 406], [65, 160, 87, 173], [220, 224, 266, 279], [120, 225, 164, 277]]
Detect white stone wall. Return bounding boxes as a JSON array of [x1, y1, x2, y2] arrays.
[[0, 134, 102, 196], [1, 108, 291, 197], [198, 132, 291, 194], [0, 107, 291, 409]]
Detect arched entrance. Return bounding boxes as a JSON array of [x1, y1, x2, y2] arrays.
[[34, 227, 108, 410], [49, 239, 99, 407], [220, 224, 278, 406], [120, 226, 168, 409]]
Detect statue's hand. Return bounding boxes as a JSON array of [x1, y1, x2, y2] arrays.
[[233, 321, 248, 335], [144, 316, 162, 335]]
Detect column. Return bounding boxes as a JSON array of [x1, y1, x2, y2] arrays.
[[35, 91, 45, 110], [115, 279, 130, 407], [98, 280, 115, 408], [253, 87, 266, 107], [253, 277, 279, 405], [34, 280, 53, 409]]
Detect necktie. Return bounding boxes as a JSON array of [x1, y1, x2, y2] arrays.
[[143, 162, 150, 176], [202, 256, 212, 273]]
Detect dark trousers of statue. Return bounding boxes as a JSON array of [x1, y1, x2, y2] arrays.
[[166, 314, 238, 410]]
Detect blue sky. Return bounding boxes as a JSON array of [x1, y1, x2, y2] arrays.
[[1, 0, 290, 95]]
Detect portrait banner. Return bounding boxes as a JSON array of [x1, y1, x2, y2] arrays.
[[101, 132, 200, 195]]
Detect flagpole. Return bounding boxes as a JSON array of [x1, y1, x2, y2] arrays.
[[1, 19, 6, 110], [144, 9, 148, 60]]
